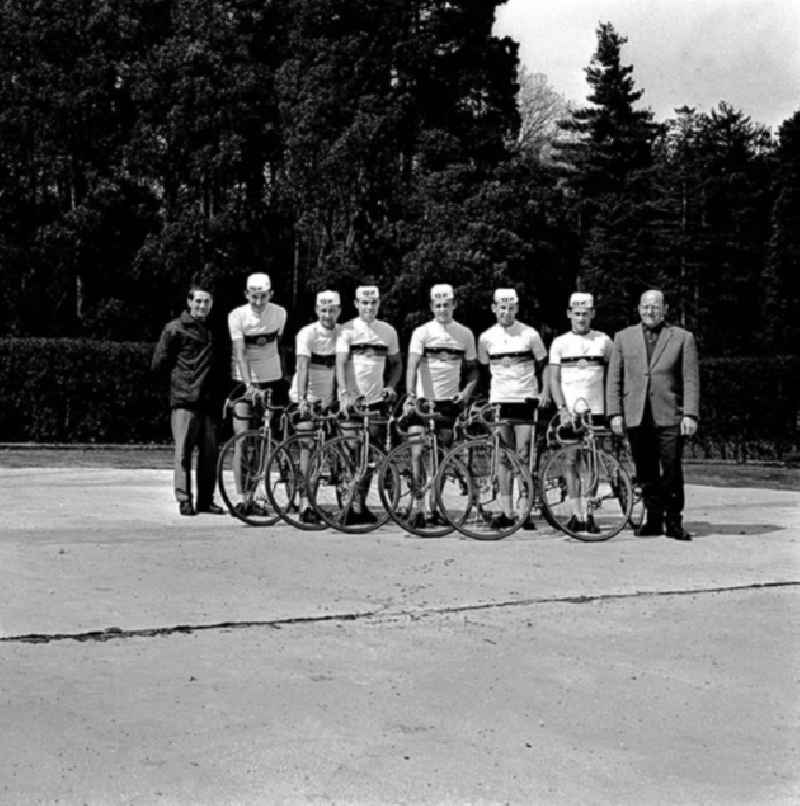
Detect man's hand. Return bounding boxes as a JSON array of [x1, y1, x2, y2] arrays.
[[610, 415, 624, 436], [680, 416, 698, 437], [382, 387, 397, 403], [340, 392, 355, 412], [558, 407, 572, 427], [453, 389, 469, 405], [298, 399, 310, 417]]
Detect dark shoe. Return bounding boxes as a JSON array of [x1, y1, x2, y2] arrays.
[[566, 515, 586, 533], [426, 511, 449, 528], [179, 500, 195, 516], [584, 514, 600, 534], [489, 512, 516, 530], [197, 502, 224, 515], [343, 508, 363, 526], [358, 508, 378, 525], [253, 501, 270, 516], [233, 500, 269, 518], [635, 519, 663, 537], [665, 518, 692, 541], [408, 511, 427, 531], [300, 507, 321, 525], [521, 515, 537, 530]]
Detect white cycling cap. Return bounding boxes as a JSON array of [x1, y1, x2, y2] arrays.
[[316, 290, 341, 306], [246, 272, 271, 291], [569, 292, 594, 310], [355, 285, 380, 301], [430, 283, 455, 301], [493, 288, 518, 304]]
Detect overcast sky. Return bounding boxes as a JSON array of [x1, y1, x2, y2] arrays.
[[493, 0, 800, 131]]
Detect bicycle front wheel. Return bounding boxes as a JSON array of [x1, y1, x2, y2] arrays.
[[265, 434, 326, 531], [436, 438, 533, 540], [308, 435, 389, 533], [539, 446, 632, 541], [378, 442, 457, 537], [217, 430, 281, 526]]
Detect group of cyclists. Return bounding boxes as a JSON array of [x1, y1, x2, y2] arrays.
[[222, 272, 613, 534]]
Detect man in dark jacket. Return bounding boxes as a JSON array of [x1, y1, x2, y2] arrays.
[[607, 289, 699, 540], [152, 283, 225, 516]]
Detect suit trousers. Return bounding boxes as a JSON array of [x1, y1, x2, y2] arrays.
[[626, 405, 684, 519], [171, 407, 218, 507]]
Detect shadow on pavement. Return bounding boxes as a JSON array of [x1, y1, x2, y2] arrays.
[[686, 521, 785, 538]]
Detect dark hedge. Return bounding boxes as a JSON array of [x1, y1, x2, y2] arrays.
[[692, 355, 800, 461], [0, 338, 168, 443], [0, 340, 798, 460]]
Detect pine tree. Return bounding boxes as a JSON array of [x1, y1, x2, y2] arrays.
[[762, 110, 800, 353], [552, 22, 661, 332]]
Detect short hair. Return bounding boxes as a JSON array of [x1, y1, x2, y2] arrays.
[[187, 282, 213, 300]]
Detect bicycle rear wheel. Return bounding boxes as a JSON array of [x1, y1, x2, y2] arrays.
[[265, 435, 326, 530], [308, 435, 389, 533], [217, 430, 281, 526], [378, 442, 459, 537], [539, 446, 632, 541], [435, 438, 533, 540]]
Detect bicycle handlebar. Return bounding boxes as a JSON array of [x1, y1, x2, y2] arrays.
[[223, 389, 287, 421], [472, 397, 540, 427]]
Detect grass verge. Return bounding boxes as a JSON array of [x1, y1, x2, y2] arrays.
[[1, 447, 798, 490]]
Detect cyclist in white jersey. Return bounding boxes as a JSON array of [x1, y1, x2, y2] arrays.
[[336, 285, 402, 523], [336, 285, 401, 409], [477, 288, 548, 530], [289, 290, 341, 524], [227, 272, 287, 516], [549, 292, 613, 533], [404, 283, 479, 527]]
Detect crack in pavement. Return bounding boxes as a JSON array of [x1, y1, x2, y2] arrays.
[[2, 580, 798, 645]]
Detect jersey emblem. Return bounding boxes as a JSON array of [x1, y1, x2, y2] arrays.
[[578, 358, 588, 369]]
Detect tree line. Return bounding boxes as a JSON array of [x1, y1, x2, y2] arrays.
[[1, 2, 797, 356]]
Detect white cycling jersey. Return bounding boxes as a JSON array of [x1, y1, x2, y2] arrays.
[[228, 302, 287, 383], [289, 321, 341, 406], [549, 329, 612, 415], [408, 320, 476, 400], [478, 321, 547, 403], [336, 318, 399, 404]]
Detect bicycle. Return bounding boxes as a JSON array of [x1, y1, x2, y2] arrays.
[[377, 397, 471, 537], [216, 387, 289, 526], [265, 403, 342, 530], [537, 402, 633, 541], [432, 400, 539, 540], [307, 395, 395, 533]]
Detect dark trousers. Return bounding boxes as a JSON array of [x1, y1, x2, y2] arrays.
[[171, 408, 218, 507], [627, 407, 684, 521]]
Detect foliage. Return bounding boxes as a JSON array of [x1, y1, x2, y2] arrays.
[[0, 337, 168, 442], [0, 4, 797, 366], [695, 356, 800, 461]]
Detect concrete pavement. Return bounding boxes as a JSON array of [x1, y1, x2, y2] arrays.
[[1, 468, 798, 804]]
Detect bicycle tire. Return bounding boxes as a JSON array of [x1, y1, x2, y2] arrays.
[[539, 446, 632, 541], [265, 434, 327, 531], [308, 435, 390, 533], [217, 430, 281, 526], [435, 438, 533, 540], [377, 442, 459, 537]]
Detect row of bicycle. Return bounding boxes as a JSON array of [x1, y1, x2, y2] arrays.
[[215, 389, 644, 541]]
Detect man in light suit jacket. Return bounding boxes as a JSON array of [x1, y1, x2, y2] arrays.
[[607, 289, 699, 540]]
